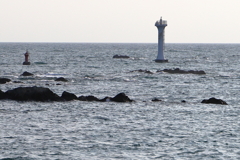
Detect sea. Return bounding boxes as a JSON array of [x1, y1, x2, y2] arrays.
[[0, 43, 240, 159]]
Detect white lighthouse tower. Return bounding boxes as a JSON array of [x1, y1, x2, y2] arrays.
[[155, 17, 168, 62]]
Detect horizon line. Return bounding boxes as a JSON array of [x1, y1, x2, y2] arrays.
[[0, 42, 239, 44]]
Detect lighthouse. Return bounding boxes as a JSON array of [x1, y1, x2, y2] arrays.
[[23, 50, 30, 65], [155, 17, 168, 62]]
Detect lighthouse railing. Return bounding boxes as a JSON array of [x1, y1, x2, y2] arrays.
[[155, 20, 167, 26]]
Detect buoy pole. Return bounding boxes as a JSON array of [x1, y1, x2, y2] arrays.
[[23, 50, 30, 65], [155, 17, 168, 62]]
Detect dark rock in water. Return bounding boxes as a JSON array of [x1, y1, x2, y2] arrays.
[[55, 77, 68, 82], [5, 86, 62, 101], [160, 68, 206, 75], [188, 70, 206, 74], [21, 71, 34, 76], [181, 100, 186, 103], [152, 98, 162, 102], [201, 97, 227, 105], [13, 81, 22, 83], [111, 92, 133, 102], [113, 55, 130, 59], [61, 91, 78, 101], [78, 93, 133, 102], [0, 78, 11, 84], [34, 62, 47, 65], [0, 90, 6, 99], [130, 69, 154, 74], [78, 96, 86, 101], [1, 87, 133, 103], [78, 95, 100, 101]]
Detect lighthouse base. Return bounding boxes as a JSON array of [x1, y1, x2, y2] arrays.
[[23, 62, 31, 65], [155, 59, 168, 63]]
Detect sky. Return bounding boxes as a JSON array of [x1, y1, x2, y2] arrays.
[[1, 0, 240, 43]]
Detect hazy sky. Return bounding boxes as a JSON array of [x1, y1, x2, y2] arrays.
[[1, 0, 240, 43]]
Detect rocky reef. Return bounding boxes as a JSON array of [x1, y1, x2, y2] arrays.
[[129, 68, 206, 75], [201, 97, 228, 105], [0, 86, 228, 105], [0, 86, 134, 102], [159, 68, 206, 75], [130, 69, 154, 74]]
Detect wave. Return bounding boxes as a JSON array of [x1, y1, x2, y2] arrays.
[[0, 157, 35, 160], [92, 116, 111, 121], [34, 62, 47, 65]]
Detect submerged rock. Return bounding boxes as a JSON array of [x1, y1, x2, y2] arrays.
[[201, 97, 227, 105], [0, 78, 11, 84], [159, 68, 206, 75], [21, 71, 34, 76], [152, 98, 162, 102], [13, 81, 23, 83], [130, 69, 154, 74], [5, 86, 61, 101], [113, 55, 130, 59], [55, 77, 68, 82]]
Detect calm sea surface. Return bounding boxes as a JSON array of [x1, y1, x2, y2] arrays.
[[1, 43, 240, 159]]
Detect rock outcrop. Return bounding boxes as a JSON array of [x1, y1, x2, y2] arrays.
[[0, 78, 11, 84], [78, 95, 100, 101], [55, 77, 68, 82], [21, 71, 34, 76], [1, 86, 229, 105], [5, 86, 61, 102], [0, 90, 6, 99], [201, 97, 227, 105], [61, 91, 78, 101], [78, 93, 133, 102], [111, 92, 133, 102], [0, 86, 134, 103]]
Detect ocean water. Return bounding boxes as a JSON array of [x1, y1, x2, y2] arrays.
[[0, 43, 240, 159]]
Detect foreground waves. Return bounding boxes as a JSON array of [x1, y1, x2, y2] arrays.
[[1, 43, 240, 159]]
